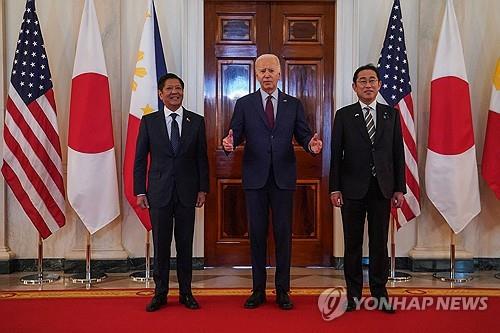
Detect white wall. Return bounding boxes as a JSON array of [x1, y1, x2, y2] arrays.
[[0, 0, 498, 262], [414, 0, 500, 259], [0, 0, 202, 259]]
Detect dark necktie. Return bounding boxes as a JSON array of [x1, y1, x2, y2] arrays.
[[363, 106, 376, 176], [170, 113, 180, 153], [364, 107, 375, 144], [265, 95, 275, 128]]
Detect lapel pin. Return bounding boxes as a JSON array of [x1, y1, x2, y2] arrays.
[[186, 117, 191, 122], [354, 113, 360, 117], [383, 112, 389, 119], [283, 99, 287, 102]]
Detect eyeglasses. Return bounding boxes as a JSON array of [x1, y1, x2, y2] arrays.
[[356, 79, 379, 87]]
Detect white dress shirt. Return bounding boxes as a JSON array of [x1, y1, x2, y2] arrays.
[[359, 100, 377, 128], [164, 106, 183, 138], [259, 88, 279, 118]]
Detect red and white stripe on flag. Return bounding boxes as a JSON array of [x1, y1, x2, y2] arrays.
[[425, 0, 481, 234], [1, 0, 65, 239], [377, 0, 420, 228], [67, 0, 120, 234], [481, 58, 500, 199], [393, 94, 421, 227]]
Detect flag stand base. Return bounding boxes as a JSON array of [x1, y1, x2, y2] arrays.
[[20, 235, 59, 284], [432, 272, 472, 283], [388, 271, 412, 282], [432, 228, 472, 283], [388, 216, 412, 282], [71, 272, 107, 284], [70, 231, 107, 284], [130, 231, 153, 283], [20, 273, 60, 285], [130, 270, 154, 282]]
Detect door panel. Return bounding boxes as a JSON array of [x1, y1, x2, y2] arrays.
[[205, 1, 334, 266], [268, 2, 334, 266]]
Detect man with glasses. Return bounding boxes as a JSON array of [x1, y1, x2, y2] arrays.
[[329, 64, 405, 313]]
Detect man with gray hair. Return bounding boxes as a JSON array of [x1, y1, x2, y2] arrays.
[[223, 54, 322, 310]]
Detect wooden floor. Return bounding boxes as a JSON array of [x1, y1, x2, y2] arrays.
[[1, 267, 499, 293]]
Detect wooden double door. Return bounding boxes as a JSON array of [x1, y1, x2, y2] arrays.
[[204, 0, 334, 266]]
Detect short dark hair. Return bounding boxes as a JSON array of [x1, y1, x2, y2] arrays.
[[158, 73, 184, 90], [353, 64, 380, 83]]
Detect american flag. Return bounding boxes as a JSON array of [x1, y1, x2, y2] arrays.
[[1, 0, 65, 239], [377, 0, 420, 228]]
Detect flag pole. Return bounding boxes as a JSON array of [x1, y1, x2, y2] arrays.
[[20, 234, 60, 284], [130, 230, 153, 283], [71, 230, 107, 285], [388, 215, 411, 281], [433, 225, 473, 283]]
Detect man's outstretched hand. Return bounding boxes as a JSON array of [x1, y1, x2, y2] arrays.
[[222, 129, 234, 152], [309, 133, 323, 154]]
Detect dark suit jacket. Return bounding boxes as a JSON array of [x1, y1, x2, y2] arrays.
[[329, 102, 406, 199], [134, 108, 209, 207], [229, 89, 313, 190]]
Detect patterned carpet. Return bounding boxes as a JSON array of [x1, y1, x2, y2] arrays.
[[2, 286, 500, 299]]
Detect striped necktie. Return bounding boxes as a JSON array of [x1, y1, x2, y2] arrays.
[[363, 106, 376, 176], [364, 106, 375, 144]]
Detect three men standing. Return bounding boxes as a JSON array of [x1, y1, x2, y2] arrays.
[[134, 62, 404, 314]]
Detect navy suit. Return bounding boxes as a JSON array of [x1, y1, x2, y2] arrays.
[[229, 89, 313, 292], [329, 102, 405, 301], [134, 107, 209, 297]]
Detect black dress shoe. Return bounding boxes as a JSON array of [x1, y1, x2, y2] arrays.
[[179, 293, 200, 310], [345, 301, 357, 312], [146, 295, 166, 312], [244, 290, 266, 309], [378, 297, 396, 314], [276, 291, 293, 310]]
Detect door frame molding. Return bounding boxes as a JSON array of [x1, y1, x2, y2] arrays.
[[203, 0, 339, 266]]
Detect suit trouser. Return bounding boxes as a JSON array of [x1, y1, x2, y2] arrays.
[[341, 176, 390, 301], [245, 171, 294, 293], [149, 189, 195, 297]]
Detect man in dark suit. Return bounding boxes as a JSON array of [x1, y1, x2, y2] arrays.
[[329, 64, 405, 313], [222, 54, 323, 310], [134, 73, 209, 312]]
